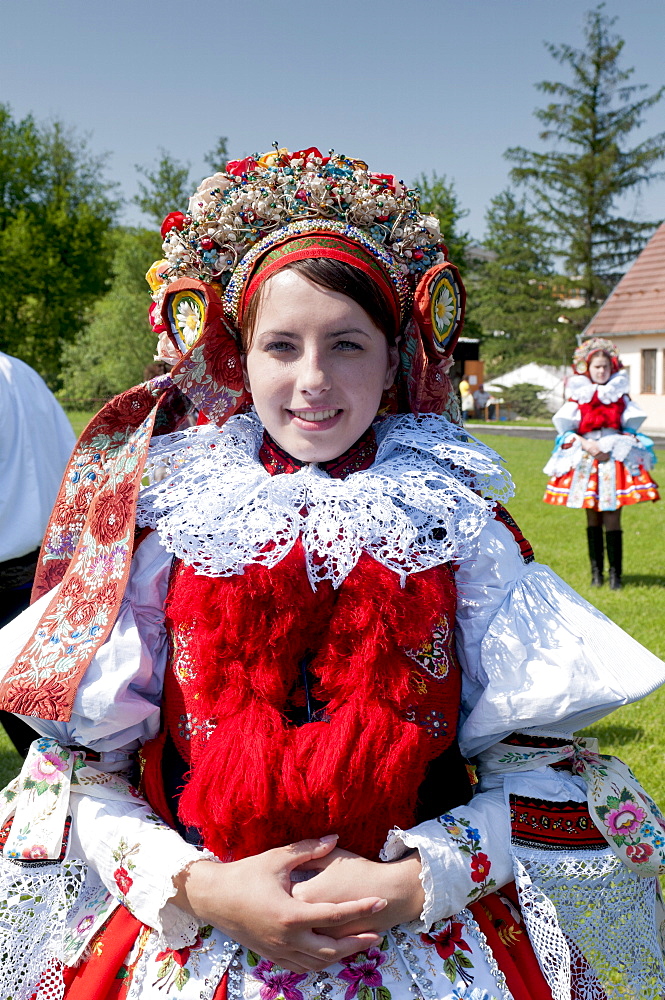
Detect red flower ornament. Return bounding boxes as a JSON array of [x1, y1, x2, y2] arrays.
[[626, 842, 654, 864], [370, 173, 398, 191], [160, 211, 186, 239], [102, 386, 156, 432], [226, 156, 258, 176], [90, 482, 134, 546], [421, 919, 472, 960], [5, 674, 70, 718], [149, 301, 168, 334]]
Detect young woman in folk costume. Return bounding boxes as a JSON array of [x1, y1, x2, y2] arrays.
[[543, 338, 659, 590], [0, 150, 664, 1000]]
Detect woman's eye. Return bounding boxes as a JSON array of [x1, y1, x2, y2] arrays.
[[334, 340, 363, 351], [266, 341, 295, 353]]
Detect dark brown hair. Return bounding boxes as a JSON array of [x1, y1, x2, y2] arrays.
[[241, 257, 398, 350]]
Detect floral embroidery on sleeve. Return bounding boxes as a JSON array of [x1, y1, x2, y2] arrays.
[[435, 814, 496, 901], [111, 838, 140, 907]]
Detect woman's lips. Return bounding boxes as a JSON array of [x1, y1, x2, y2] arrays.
[[288, 408, 343, 430]]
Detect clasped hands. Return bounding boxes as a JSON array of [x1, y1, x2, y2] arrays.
[[173, 834, 424, 974], [580, 437, 611, 462]]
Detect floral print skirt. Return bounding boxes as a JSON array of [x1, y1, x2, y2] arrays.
[[62, 888, 554, 1000]]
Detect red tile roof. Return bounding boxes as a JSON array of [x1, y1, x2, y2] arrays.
[[585, 222, 665, 336]]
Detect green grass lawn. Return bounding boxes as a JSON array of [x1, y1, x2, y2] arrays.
[[474, 431, 665, 807], [2, 423, 663, 810]]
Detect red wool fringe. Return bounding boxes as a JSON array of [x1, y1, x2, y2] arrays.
[[578, 393, 625, 434], [159, 545, 459, 859]]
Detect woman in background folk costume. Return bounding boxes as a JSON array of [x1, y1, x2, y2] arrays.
[[0, 148, 664, 1000], [543, 338, 659, 590]]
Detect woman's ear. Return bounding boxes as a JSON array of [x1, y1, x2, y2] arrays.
[[384, 337, 401, 390]]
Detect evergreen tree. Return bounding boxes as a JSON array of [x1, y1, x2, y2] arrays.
[[58, 228, 162, 407], [134, 149, 191, 227], [0, 106, 118, 385], [473, 190, 572, 372], [506, 5, 665, 317]]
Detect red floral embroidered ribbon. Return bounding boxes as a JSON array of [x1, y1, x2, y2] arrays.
[[0, 386, 168, 721], [483, 739, 665, 877]]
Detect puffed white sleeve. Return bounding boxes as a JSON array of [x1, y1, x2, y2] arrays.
[[551, 399, 580, 435], [382, 514, 665, 930], [621, 397, 647, 432]]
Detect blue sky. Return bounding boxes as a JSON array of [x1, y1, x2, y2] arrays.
[[2, 0, 664, 242]]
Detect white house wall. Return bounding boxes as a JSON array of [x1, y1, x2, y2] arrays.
[[610, 332, 665, 434]]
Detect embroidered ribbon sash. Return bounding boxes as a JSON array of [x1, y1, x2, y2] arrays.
[[0, 739, 146, 965], [480, 738, 665, 877]]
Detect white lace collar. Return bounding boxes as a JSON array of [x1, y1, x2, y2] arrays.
[[136, 412, 514, 588], [567, 370, 629, 404]]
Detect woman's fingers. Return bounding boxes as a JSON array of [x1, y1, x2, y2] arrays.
[[301, 896, 387, 929], [280, 835, 339, 870]]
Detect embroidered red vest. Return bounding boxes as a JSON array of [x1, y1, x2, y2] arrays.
[[140, 427, 472, 859], [140, 546, 469, 860]]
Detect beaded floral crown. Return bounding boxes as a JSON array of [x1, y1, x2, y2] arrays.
[[148, 145, 449, 322]]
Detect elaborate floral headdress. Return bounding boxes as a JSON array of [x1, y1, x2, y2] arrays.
[[1, 146, 467, 722], [572, 337, 622, 376], [145, 146, 466, 425]]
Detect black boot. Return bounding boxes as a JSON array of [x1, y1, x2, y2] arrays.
[[586, 526, 604, 586], [606, 529, 623, 590]]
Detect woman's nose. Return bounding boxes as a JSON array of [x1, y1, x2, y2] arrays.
[[296, 349, 331, 395]]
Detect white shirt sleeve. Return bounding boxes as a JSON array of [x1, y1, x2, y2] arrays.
[[551, 399, 580, 435], [68, 784, 215, 948], [0, 352, 76, 562], [621, 398, 647, 432]]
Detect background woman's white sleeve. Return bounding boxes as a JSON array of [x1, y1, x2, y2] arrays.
[[551, 400, 580, 435]]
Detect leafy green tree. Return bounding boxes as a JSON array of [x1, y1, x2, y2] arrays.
[[204, 136, 230, 174], [57, 228, 162, 407], [491, 382, 552, 419], [134, 149, 191, 227], [0, 106, 119, 384], [414, 172, 471, 270], [506, 5, 665, 318], [414, 172, 482, 338], [473, 190, 572, 372]]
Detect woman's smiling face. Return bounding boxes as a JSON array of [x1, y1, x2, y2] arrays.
[[242, 269, 399, 463]]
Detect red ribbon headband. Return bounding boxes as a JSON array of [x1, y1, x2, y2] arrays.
[[239, 232, 402, 328]]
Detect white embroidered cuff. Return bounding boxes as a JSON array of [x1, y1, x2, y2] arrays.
[[69, 792, 215, 948], [382, 788, 513, 931], [158, 851, 218, 949]]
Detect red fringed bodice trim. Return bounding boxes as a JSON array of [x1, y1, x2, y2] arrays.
[[577, 392, 625, 434], [141, 545, 462, 860]]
